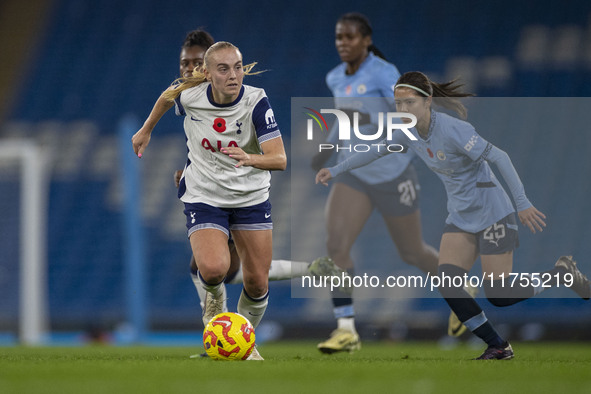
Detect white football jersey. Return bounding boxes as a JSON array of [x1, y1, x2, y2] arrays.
[[174, 82, 281, 207]]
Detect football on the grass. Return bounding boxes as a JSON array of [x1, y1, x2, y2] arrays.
[[203, 312, 256, 360]]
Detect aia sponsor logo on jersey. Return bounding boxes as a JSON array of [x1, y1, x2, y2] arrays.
[[202, 139, 238, 152]]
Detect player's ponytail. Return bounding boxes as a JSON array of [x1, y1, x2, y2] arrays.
[[395, 71, 475, 119], [368, 44, 387, 61]]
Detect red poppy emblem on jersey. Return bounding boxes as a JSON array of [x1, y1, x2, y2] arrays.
[[427, 148, 434, 158], [213, 118, 226, 133]]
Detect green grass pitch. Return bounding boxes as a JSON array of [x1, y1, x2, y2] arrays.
[[1, 341, 590, 394]]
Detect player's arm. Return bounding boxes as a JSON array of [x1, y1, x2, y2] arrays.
[[221, 136, 287, 170], [223, 95, 286, 170], [315, 139, 390, 186], [132, 90, 175, 157], [311, 121, 340, 171], [485, 144, 546, 233], [174, 169, 183, 188]]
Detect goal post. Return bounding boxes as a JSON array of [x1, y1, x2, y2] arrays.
[[0, 139, 49, 345]]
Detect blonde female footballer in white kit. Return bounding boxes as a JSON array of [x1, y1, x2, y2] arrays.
[[133, 41, 286, 360]]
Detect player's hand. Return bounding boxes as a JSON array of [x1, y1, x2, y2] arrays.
[[132, 127, 152, 158], [173, 170, 183, 188], [221, 147, 251, 168], [315, 168, 333, 186], [518, 206, 546, 234]]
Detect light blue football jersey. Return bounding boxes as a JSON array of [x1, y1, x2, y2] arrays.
[[330, 110, 532, 233], [325, 52, 413, 184], [397, 111, 519, 232]]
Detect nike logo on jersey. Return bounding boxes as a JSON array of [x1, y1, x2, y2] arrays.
[[191, 116, 202, 122], [264, 213, 271, 219]]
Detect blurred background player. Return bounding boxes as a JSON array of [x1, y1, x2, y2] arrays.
[[174, 30, 333, 326], [133, 41, 288, 359], [309, 13, 440, 354], [316, 71, 591, 360]]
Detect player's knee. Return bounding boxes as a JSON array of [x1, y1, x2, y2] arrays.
[[201, 271, 226, 285], [485, 297, 513, 307], [399, 245, 438, 275], [437, 264, 468, 298], [399, 249, 422, 268], [483, 280, 512, 307], [241, 265, 269, 298], [326, 236, 351, 262], [243, 278, 268, 299], [197, 261, 228, 284]]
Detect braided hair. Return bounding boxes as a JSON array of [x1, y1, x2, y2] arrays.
[[337, 12, 387, 60]]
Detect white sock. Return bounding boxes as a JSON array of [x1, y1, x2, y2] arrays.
[[190, 270, 207, 310], [237, 289, 268, 328], [268, 259, 310, 280], [337, 317, 356, 333], [198, 271, 225, 297], [196, 270, 228, 312], [227, 260, 310, 284]]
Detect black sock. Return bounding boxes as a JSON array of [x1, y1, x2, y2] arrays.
[[332, 294, 353, 308], [544, 266, 570, 285], [331, 268, 354, 317], [484, 278, 535, 307], [438, 264, 505, 347], [474, 322, 506, 347]]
